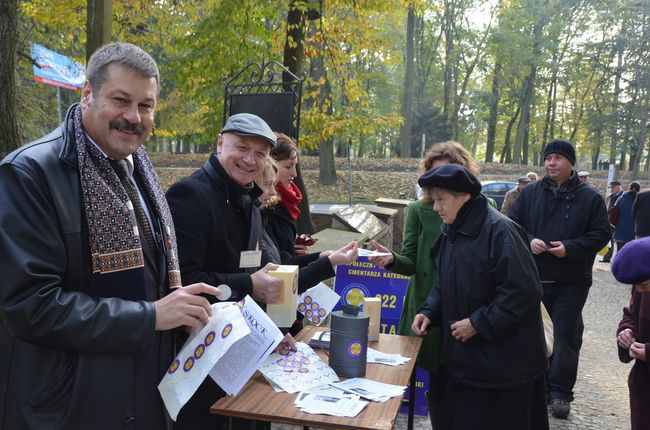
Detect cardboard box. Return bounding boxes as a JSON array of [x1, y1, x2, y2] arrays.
[[266, 265, 299, 328], [363, 297, 381, 341]]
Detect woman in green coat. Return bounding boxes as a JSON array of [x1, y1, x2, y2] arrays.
[[370, 141, 483, 430]]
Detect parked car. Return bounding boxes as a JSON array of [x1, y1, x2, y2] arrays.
[[481, 181, 517, 211]]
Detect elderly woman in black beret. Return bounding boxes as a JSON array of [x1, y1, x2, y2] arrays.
[[614, 237, 650, 430], [412, 164, 549, 430]]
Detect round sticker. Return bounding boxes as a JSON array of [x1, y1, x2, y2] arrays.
[[311, 302, 320, 310], [312, 316, 321, 325], [221, 323, 232, 338], [297, 303, 307, 312], [194, 344, 205, 359], [318, 308, 327, 317], [205, 331, 216, 346], [168, 359, 180, 374], [183, 357, 195, 372], [347, 340, 363, 359], [304, 296, 313, 304]]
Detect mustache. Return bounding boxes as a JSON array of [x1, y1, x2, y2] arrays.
[[109, 119, 144, 135]]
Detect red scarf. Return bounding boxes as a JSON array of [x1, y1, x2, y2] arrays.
[[276, 182, 302, 221]]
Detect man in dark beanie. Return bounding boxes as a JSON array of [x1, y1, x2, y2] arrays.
[[509, 139, 610, 419]]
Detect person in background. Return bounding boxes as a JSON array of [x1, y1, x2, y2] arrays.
[[632, 187, 650, 239], [578, 171, 590, 183], [412, 164, 548, 430], [612, 182, 640, 250], [370, 141, 485, 429], [0, 42, 221, 430], [527, 171, 539, 182], [501, 176, 531, 215], [265, 132, 307, 260], [509, 139, 610, 419], [614, 237, 650, 430], [600, 181, 624, 263]]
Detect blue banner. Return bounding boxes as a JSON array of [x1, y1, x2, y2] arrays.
[[333, 257, 429, 416], [32, 43, 85, 90]]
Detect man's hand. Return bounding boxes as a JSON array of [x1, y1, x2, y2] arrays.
[[629, 342, 647, 361], [451, 318, 478, 342], [530, 238, 548, 255], [617, 328, 635, 350], [547, 241, 567, 258], [154, 283, 220, 331], [251, 262, 282, 304], [368, 240, 395, 267], [328, 241, 359, 266], [412, 314, 431, 335], [275, 333, 297, 352]]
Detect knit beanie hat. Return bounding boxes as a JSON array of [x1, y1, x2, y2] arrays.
[[611, 237, 650, 285], [543, 140, 576, 165]]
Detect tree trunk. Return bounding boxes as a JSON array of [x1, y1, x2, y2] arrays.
[[513, 0, 547, 164], [283, 1, 320, 234], [501, 105, 521, 164], [0, 0, 19, 158], [485, 59, 501, 163], [609, 23, 625, 166], [399, 7, 415, 158], [86, 0, 112, 62]]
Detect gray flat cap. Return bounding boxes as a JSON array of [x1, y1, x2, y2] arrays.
[[518, 176, 532, 184], [222, 113, 277, 147]]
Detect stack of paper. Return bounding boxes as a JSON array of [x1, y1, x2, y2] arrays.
[[259, 342, 339, 393], [330, 378, 406, 402], [366, 347, 411, 366], [294, 386, 368, 417]]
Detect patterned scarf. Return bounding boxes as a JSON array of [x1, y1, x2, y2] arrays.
[[276, 181, 302, 221], [73, 105, 182, 289]]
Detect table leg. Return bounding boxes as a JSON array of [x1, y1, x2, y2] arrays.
[[407, 367, 415, 430]]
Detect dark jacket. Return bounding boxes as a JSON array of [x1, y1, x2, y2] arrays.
[[508, 173, 610, 284], [264, 204, 297, 261], [0, 105, 173, 429], [166, 155, 265, 300], [633, 190, 650, 238], [617, 287, 650, 429], [613, 191, 637, 243], [261, 206, 334, 292], [419, 196, 547, 389]]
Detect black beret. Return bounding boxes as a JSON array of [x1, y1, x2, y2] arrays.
[[418, 164, 482, 196]]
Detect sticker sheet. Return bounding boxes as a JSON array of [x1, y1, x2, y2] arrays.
[[297, 282, 340, 326], [259, 342, 339, 393]]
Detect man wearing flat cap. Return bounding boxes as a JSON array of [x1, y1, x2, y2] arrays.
[[601, 180, 624, 262], [166, 113, 283, 429], [508, 139, 610, 419], [413, 164, 548, 430], [501, 176, 531, 215]]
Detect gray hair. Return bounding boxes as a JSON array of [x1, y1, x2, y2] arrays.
[[86, 42, 160, 93]]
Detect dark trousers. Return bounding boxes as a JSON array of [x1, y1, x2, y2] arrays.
[[542, 281, 591, 402], [426, 366, 448, 430], [441, 374, 548, 430], [601, 237, 617, 261]]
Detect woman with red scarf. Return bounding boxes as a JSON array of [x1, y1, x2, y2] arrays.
[[264, 133, 312, 261]]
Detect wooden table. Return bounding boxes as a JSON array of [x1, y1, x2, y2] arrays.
[[210, 326, 423, 430]]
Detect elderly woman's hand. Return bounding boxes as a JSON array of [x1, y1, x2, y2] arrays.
[[412, 314, 431, 335], [451, 318, 478, 342]]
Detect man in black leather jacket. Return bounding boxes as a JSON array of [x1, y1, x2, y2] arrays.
[[0, 43, 219, 430], [509, 140, 610, 419]]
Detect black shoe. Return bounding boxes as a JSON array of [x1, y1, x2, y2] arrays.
[[599, 259, 610, 263], [550, 399, 571, 419]]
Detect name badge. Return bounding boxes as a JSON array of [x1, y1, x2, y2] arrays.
[[239, 250, 262, 268]]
